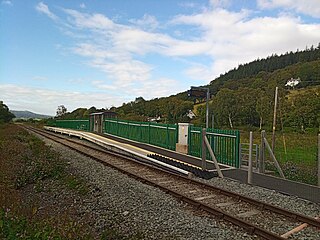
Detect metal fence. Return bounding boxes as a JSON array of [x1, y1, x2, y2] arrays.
[[188, 126, 240, 167], [265, 131, 318, 185], [48, 119, 89, 131], [241, 143, 259, 168], [104, 119, 178, 151]]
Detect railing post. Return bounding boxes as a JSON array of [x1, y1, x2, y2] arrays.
[[148, 122, 151, 144], [248, 131, 253, 184], [201, 128, 207, 170], [166, 124, 169, 149], [235, 130, 240, 168]]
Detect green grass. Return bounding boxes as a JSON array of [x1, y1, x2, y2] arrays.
[[240, 129, 318, 185], [0, 208, 62, 240]]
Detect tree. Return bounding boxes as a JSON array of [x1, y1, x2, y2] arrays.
[[56, 105, 67, 117], [0, 101, 15, 123], [213, 89, 239, 128]]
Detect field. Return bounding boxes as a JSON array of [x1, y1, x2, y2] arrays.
[[240, 129, 319, 185]]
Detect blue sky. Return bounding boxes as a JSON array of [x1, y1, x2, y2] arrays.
[[1, 0, 320, 115]]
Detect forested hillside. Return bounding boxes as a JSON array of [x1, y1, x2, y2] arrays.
[[58, 46, 320, 131], [209, 44, 320, 93]]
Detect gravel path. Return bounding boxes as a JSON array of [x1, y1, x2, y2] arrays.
[[36, 132, 320, 239]]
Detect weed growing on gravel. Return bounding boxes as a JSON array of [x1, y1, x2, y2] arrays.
[[62, 174, 89, 195], [101, 229, 144, 240], [0, 208, 62, 240], [13, 131, 65, 189]]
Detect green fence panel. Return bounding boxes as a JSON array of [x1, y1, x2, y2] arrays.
[[48, 119, 89, 131], [104, 119, 178, 151], [188, 126, 240, 168]]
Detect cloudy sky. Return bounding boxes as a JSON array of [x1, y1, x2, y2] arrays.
[[1, 0, 320, 115]]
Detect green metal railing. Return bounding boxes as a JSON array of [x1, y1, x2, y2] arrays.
[[48, 119, 89, 131], [104, 119, 178, 151], [188, 126, 240, 168]]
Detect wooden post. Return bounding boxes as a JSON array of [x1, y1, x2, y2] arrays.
[[318, 134, 320, 187], [201, 128, 207, 170], [271, 87, 278, 152], [204, 136, 223, 178], [259, 130, 265, 173], [248, 131, 253, 184]]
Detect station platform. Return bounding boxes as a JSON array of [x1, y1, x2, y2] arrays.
[[44, 127, 320, 204]]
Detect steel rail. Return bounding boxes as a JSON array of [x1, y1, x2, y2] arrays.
[[25, 126, 320, 239]]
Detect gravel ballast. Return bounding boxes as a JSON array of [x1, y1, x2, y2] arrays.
[[36, 133, 320, 239]]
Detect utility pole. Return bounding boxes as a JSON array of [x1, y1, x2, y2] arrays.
[[206, 88, 209, 129], [212, 114, 214, 129], [271, 87, 278, 152]]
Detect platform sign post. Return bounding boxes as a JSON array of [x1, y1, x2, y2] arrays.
[[188, 86, 210, 129]]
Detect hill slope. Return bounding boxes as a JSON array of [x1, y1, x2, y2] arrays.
[[12, 110, 52, 119]]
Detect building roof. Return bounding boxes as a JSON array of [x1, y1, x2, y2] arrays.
[[89, 111, 117, 116]]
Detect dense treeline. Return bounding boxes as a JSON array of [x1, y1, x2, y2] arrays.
[[206, 86, 319, 131], [116, 96, 193, 123], [0, 101, 15, 123], [55, 106, 101, 120], [210, 44, 320, 91]]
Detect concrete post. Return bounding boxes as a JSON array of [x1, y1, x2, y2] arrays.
[[248, 131, 253, 184]]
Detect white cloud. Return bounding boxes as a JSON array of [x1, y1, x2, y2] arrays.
[[35, 2, 58, 20], [257, 0, 320, 18], [209, 0, 231, 8], [185, 65, 213, 82], [38, 3, 320, 98], [172, 7, 320, 77], [80, 3, 86, 9], [129, 14, 159, 30], [0, 84, 127, 115], [1, 0, 12, 6]]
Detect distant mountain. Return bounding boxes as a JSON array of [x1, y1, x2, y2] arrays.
[[11, 110, 52, 119]]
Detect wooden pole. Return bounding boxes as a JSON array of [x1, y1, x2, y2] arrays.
[[204, 136, 223, 178], [259, 130, 265, 173], [201, 128, 207, 170], [281, 216, 319, 239], [271, 87, 278, 152], [248, 131, 253, 184], [206, 89, 209, 129], [212, 114, 214, 129]]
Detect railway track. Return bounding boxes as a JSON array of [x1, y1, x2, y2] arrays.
[[25, 126, 320, 240]]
